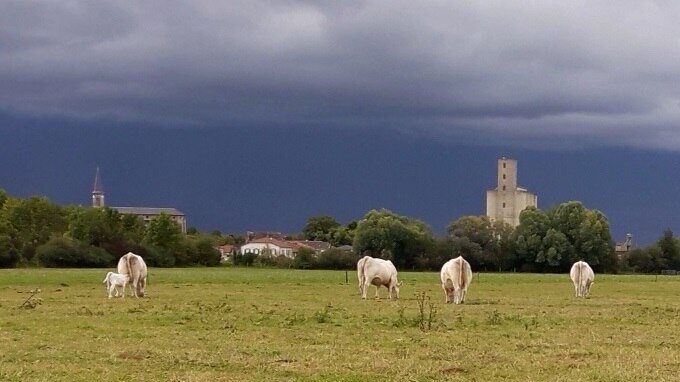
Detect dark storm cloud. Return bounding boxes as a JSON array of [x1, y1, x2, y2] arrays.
[[3, 1, 680, 148]]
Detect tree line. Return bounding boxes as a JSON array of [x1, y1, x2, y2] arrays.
[[1, 187, 678, 273], [0, 189, 228, 268], [297, 205, 680, 274]]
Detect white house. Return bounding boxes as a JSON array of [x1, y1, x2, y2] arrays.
[[240, 237, 304, 258]]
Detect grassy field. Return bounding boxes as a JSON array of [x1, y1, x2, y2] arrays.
[[1, 268, 679, 382]]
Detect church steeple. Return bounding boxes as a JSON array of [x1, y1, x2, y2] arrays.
[[92, 166, 105, 208]]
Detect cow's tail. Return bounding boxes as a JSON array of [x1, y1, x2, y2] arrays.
[[103, 272, 111, 285], [357, 256, 366, 286], [577, 261, 583, 297], [460, 259, 469, 290], [127, 254, 137, 294], [361, 256, 371, 282]]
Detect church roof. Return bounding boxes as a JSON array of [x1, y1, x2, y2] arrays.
[[93, 166, 103, 193], [112, 207, 185, 216]]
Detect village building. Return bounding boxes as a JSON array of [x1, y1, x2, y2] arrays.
[[91, 167, 187, 233]]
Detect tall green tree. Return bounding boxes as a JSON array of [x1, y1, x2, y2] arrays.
[[301, 215, 340, 241], [144, 213, 182, 250], [68, 207, 125, 246], [352, 209, 434, 269], [447, 216, 515, 271], [0, 188, 8, 209], [512, 206, 552, 271], [4, 196, 67, 263], [657, 229, 680, 270]]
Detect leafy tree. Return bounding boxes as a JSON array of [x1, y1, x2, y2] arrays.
[[4, 196, 67, 263], [625, 246, 665, 273], [513, 202, 615, 272], [301, 215, 340, 241], [446, 216, 513, 271], [144, 213, 182, 250], [0, 188, 7, 209], [0, 234, 20, 268], [535, 228, 568, 268], [121, 214, 145, 243], [579, 209, 617, 272], [352, 209, 434, 269], [490, 220, 515, 271], [293, 247, 316, 269], [188, 237, 221, 266], [512, 206, 551, 271], [68, 207, 125, 247], [657, 229, 680, 270]]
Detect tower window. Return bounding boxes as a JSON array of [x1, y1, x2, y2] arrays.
[[502, 202, 506, 208], [502, 186, 506, 191], [502, 174, 506, 179], [503, 163, 506, 168]]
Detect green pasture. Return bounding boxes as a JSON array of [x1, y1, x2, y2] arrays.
[[1, 268, 679, 381]]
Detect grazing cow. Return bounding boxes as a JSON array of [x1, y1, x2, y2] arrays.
[[440, 256, 472, 304], [117, 252, 148, 298], [357, 256, 401, 300], [102, 272, 128, 299], [570, 260, 594, 298]]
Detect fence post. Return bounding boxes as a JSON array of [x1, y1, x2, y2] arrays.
[[345, 271, 348, 284]]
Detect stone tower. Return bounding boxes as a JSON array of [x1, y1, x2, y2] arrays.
[[486, 157, 537, 227], [92, 166, 105, 208]]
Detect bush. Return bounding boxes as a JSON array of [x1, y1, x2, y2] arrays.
[[0, 234, 20, 268], [293, 247, 317, 269], [315, 248, 357, 270], [143, 245, 176, 267], [37, 238, 114, 268], [189, 238, 221, 266]]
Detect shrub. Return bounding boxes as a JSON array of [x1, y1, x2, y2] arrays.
[[37, 238, 114, 267], [0, 234, 20, 268]]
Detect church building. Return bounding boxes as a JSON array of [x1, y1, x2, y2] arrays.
[[92, 167, 187, 233]]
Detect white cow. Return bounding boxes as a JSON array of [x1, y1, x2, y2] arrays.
[[357, 256, 401, 299], [570, 260, 594, 298], [440, 256, 472, 304], [102, 271, 128, 299], [117, 252, 148, 298]]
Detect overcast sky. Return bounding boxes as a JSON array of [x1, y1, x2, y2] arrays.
[[2, 1, 680, 245]]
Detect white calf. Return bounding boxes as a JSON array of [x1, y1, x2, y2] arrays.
[[570, 260, 594, 298], [103, 272, 128, 298], [440, 256, 472, 304]]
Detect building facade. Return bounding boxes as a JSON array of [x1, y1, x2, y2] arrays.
[[486, 157, 537, 227]]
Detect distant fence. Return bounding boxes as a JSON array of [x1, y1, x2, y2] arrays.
[[661, 270, 678, 275]]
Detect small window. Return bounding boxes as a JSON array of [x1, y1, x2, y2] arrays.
[[503, 163, 506, 168], [502, 186, 506, 191], [502, 174, 506, 179], [502, 202, 506, 208]]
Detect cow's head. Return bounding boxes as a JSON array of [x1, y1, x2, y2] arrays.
[[391, 281, 402, 299]]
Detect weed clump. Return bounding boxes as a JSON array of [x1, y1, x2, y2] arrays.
[[18, 288, 42, 309]]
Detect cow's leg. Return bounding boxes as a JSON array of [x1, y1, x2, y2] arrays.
[[360, 282, 367, 299]]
